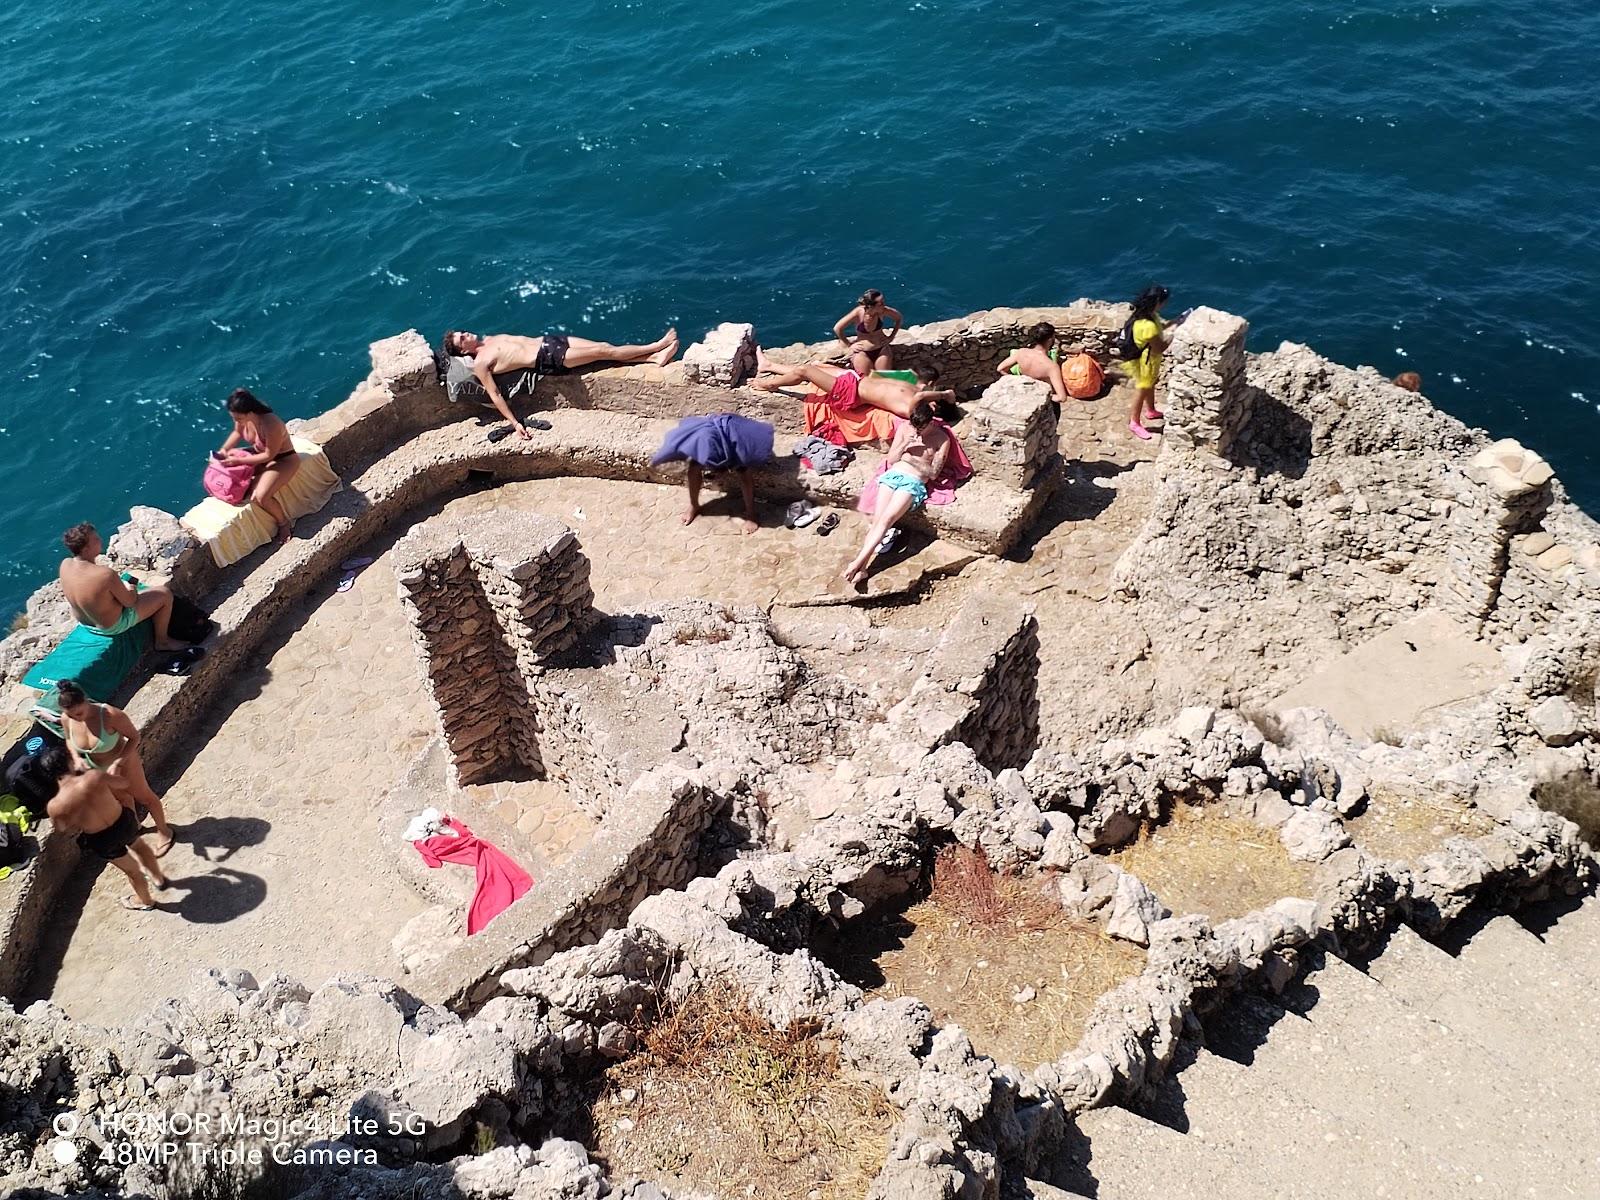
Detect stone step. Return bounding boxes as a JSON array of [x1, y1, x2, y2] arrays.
[[1366, 920, 1600, 1131], [1199, 992, 1516, 1199], [1136, 1035, 1498, 1199], [1515, 894, 1600, 993], [1049, 1104, 1259, 1199], [1286, 951, 1600, 1195], [1216, 953, 1585, 1196]]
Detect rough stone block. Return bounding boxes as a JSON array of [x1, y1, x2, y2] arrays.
[[681, 322, 756, 387]]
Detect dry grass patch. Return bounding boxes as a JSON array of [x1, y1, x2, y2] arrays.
[[1347, 786, 1497, 863], [1108, 801, 1315, 921], [586, 990, 893, 1200], [824, 847, 1146, 1071]]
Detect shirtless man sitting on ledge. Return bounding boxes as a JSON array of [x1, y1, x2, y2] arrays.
[[443, 327, 680, 440], [750, 348, 956, 420], [43, 747, 175, 911], [58, 523, 186, 652]]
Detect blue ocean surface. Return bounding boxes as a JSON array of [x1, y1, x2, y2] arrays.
[[2, 0, 1597, 618]]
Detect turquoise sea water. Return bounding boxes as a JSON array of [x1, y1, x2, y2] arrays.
[[2, 0, 1597, 618]]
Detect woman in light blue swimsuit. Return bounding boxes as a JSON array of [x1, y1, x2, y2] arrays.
[[57, 678, 175, 856], [842, 401, 949, 589]]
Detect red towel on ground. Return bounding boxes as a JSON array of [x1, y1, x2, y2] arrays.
[[857, 418, 974, 514], [802, 375, 897, 446], [413, 817, 533, 935]]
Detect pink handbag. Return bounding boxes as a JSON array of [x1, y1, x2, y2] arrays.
[[203, 453, 256, 505]]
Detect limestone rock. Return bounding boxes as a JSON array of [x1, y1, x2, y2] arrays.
[[1529, 695, 1586, 747], [680, 322, 756, 387], [1279, 808, 1351, 863]]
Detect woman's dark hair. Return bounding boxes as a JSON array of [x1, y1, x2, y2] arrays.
[[913, 364, 941, 384], [56, 679, 87, 708], [909, 401, 935, 429], [859, 288, 885, 308], [1131, 285, 1171, 319], [1027, 322, 1056, 347], [226, 388, 273, 415]]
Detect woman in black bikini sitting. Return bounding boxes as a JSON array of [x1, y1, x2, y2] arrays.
[[833, 289, 903, 376], [218, 388, 301, 543]]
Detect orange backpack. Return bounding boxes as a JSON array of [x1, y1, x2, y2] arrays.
[[1063, 353, 1104, 399]]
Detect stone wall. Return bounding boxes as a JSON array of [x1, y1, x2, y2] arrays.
[[393, 514, 593, 787], [961, 375, 1060, 490], [1436, 439, 1554, 624], [1160, 307, 1252, 459], [870, 593, 1040, 774], [764, 300, 1130, 394]]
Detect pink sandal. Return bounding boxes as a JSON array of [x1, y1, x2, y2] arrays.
[[1129, 420, 1153, 441]]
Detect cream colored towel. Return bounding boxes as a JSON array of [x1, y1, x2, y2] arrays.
[[181, 437, 342, 567]]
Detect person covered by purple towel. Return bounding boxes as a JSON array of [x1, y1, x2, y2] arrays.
[[651, 413, 775, 534]]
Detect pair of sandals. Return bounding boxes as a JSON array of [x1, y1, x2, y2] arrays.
[[785, 501, 840, 535]]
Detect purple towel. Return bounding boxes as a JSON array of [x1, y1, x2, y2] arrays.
[[651, 414, 775, 471]]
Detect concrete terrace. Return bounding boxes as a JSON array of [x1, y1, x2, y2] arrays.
[[21, 362, 1158, 1022]]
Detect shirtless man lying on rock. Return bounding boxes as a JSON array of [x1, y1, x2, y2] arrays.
[[751, 348, 956, 420], [58, 523, 187, 651], [443, 328, 680, 440], [42, 747, 175, 911]]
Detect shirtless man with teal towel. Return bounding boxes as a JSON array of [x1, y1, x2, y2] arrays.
[[58, 523, 186, 651]]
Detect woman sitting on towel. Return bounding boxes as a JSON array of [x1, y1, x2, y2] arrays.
[[651, 413, 775, 534], [842, 401, 948, 589], [217, 388, 300, 543], [55, 678, 175, 857]]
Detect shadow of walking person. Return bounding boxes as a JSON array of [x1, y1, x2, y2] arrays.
[[161, 866, 267, 924], [177, 815, 271, 864]]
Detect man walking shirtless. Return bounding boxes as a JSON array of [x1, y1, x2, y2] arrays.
[[42, 747, 173, 911], [443, 327, 680, 439], [751, 349, 956, 420], [58, 523, 186, 651]]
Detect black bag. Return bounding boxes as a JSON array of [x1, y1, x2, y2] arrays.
[[1111, 319, 1141, 362], [0, 821, 25, 868], [2, 723, 63, 820], [168, 594, 217, 644]]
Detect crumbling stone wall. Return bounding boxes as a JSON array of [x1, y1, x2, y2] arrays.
[[765, 300, 1129, 393], [393, 514, 592, 787], [611, 602, 879, 771], [1436, 439, 1554, 624], [961, 374, 1060, 490], [870, 594, 1040, 774], [1160, 307, 1252, 459]]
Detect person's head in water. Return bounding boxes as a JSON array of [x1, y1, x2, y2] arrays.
[[909, 401, 935, 430], [55, 679, 90, 721], [859, 289, 885, 312], [1131, 285, 1171, 319], [226, 388, 273, 416], [62, 523, 100, 558], [1393, 372, 1422, 393], [444, 331, 483, 357], [1027, 322, 1056, 349]]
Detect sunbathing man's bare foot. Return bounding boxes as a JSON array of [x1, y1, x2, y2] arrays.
[[682, 505, 699, 526], [651, 341, 678, 368]]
